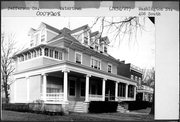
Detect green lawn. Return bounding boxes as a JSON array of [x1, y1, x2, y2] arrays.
[[2, 110, 154, 121]]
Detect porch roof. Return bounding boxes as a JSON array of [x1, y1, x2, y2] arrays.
[[13, 60, 137, 86]]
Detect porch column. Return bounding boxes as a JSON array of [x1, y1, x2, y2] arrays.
[[134, 86, 136, 100], [42, 73, 47, 101], [102, 78, 106, 101], [41, 47, 44, 56], [115, 82, 118, 101], [125, 83, 129, 99], [85, 74, 91, 102], [26, 76, 29, 102], [63, 70, 69, 102]]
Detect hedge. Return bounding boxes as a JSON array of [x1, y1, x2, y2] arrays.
[[119, 101, 152, 110], [89, 101, 118, 113]]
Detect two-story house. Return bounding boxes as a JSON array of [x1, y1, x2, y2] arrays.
[[11, 22, 137, 113]]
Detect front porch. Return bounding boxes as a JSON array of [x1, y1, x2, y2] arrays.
[[39, 70, 136, 104]]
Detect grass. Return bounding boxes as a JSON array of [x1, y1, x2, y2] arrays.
[[2, 109, 154, 121]]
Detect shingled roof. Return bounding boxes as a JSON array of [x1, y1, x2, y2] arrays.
[[41, 22, 61, 34], [71, 24, 89, 34]]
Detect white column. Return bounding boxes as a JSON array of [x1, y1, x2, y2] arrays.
[[125, 83, 129, 99], [102, 78, 106, 101], [63, 70, 68, 102], [134, 86, 136, 100], [42, 73, 47, 101], [26, 76, 29, 102], [85, 74, 90, 102], [42, 47, 44, 56], [115, 82, 118, 101]]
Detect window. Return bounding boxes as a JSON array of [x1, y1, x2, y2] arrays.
[[108, 63, 112, 73], [50, 49, 53, 58], [91, 57, 101, 70], [104, 46, 107, 53], [118, 83, 126, 97], [95, 45, 99, 51], [24, 54, 27, 60], [128, 85, 134, 98], [80, 81, 85, 96], [55, 51, 58, 59], [84, 37, 88, 45], [45, 48, 49, 56], [28, 53, 31, 59], [59, 52, 63, 60], [75, 52, 82, 64], [39, 48, 42, 56], [69, 80, 76, 96], [131, 75, 134, 80], [135, 76, 137, 81], [33, 51, 36, 57], [35, 34, 39, 45]]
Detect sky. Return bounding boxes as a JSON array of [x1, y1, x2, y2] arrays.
[[1, 17, 155, 69]]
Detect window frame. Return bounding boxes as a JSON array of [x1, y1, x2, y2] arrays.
[[107, 63, 112, 73], [75, 51, 82, 64], [90, 56, 101, 70]]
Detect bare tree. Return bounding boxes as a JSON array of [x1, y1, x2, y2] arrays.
[[1, 32, 18, 103], [142, 68, 155, 115], [72, 17, 150, 48]]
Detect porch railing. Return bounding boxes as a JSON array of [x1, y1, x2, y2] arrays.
[[46, 93, 64, 103], [89, 94, 103, 101]]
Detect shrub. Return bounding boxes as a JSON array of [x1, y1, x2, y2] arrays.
[[89, 101, 118, 113], [119, 101, 152, 110], [2, 103, 29, 112]]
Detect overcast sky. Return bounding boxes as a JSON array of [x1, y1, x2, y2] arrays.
[[1, 17, 155, 69]]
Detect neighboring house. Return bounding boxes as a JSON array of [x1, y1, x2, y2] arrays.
[[11, 22, 137, 113], [117, 61, 143, 87], [117, 61, 153, 103], [136, 84, 154, 102]]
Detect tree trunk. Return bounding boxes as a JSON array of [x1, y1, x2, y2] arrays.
[[4, 78, 9, 103]]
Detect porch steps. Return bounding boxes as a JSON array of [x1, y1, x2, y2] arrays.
[[117, 105, 129, 113], [69, 101, 84, 113]]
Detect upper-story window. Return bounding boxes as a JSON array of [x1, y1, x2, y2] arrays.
[[83, 31, 89, 45], [91, 57, 101, 70], [107, 63, 112, 73], [104, 46, 107, 53], [45, 48, 49, 56], [94, 45, 99, 51], [75, 52, 82, 64], [41, 28, 45, 42], [44, 47, 63, 60], [135, 76, 137, 81], [49, 49, 53, 58], [35, 34, 39, 45], [131, 75, 134, 80]]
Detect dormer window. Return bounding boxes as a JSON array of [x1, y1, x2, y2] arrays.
[[41, 28, 45, 42], [95, 45, 99, 51], [84, 36, 88, 45], [104, 46, 107, 53]]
